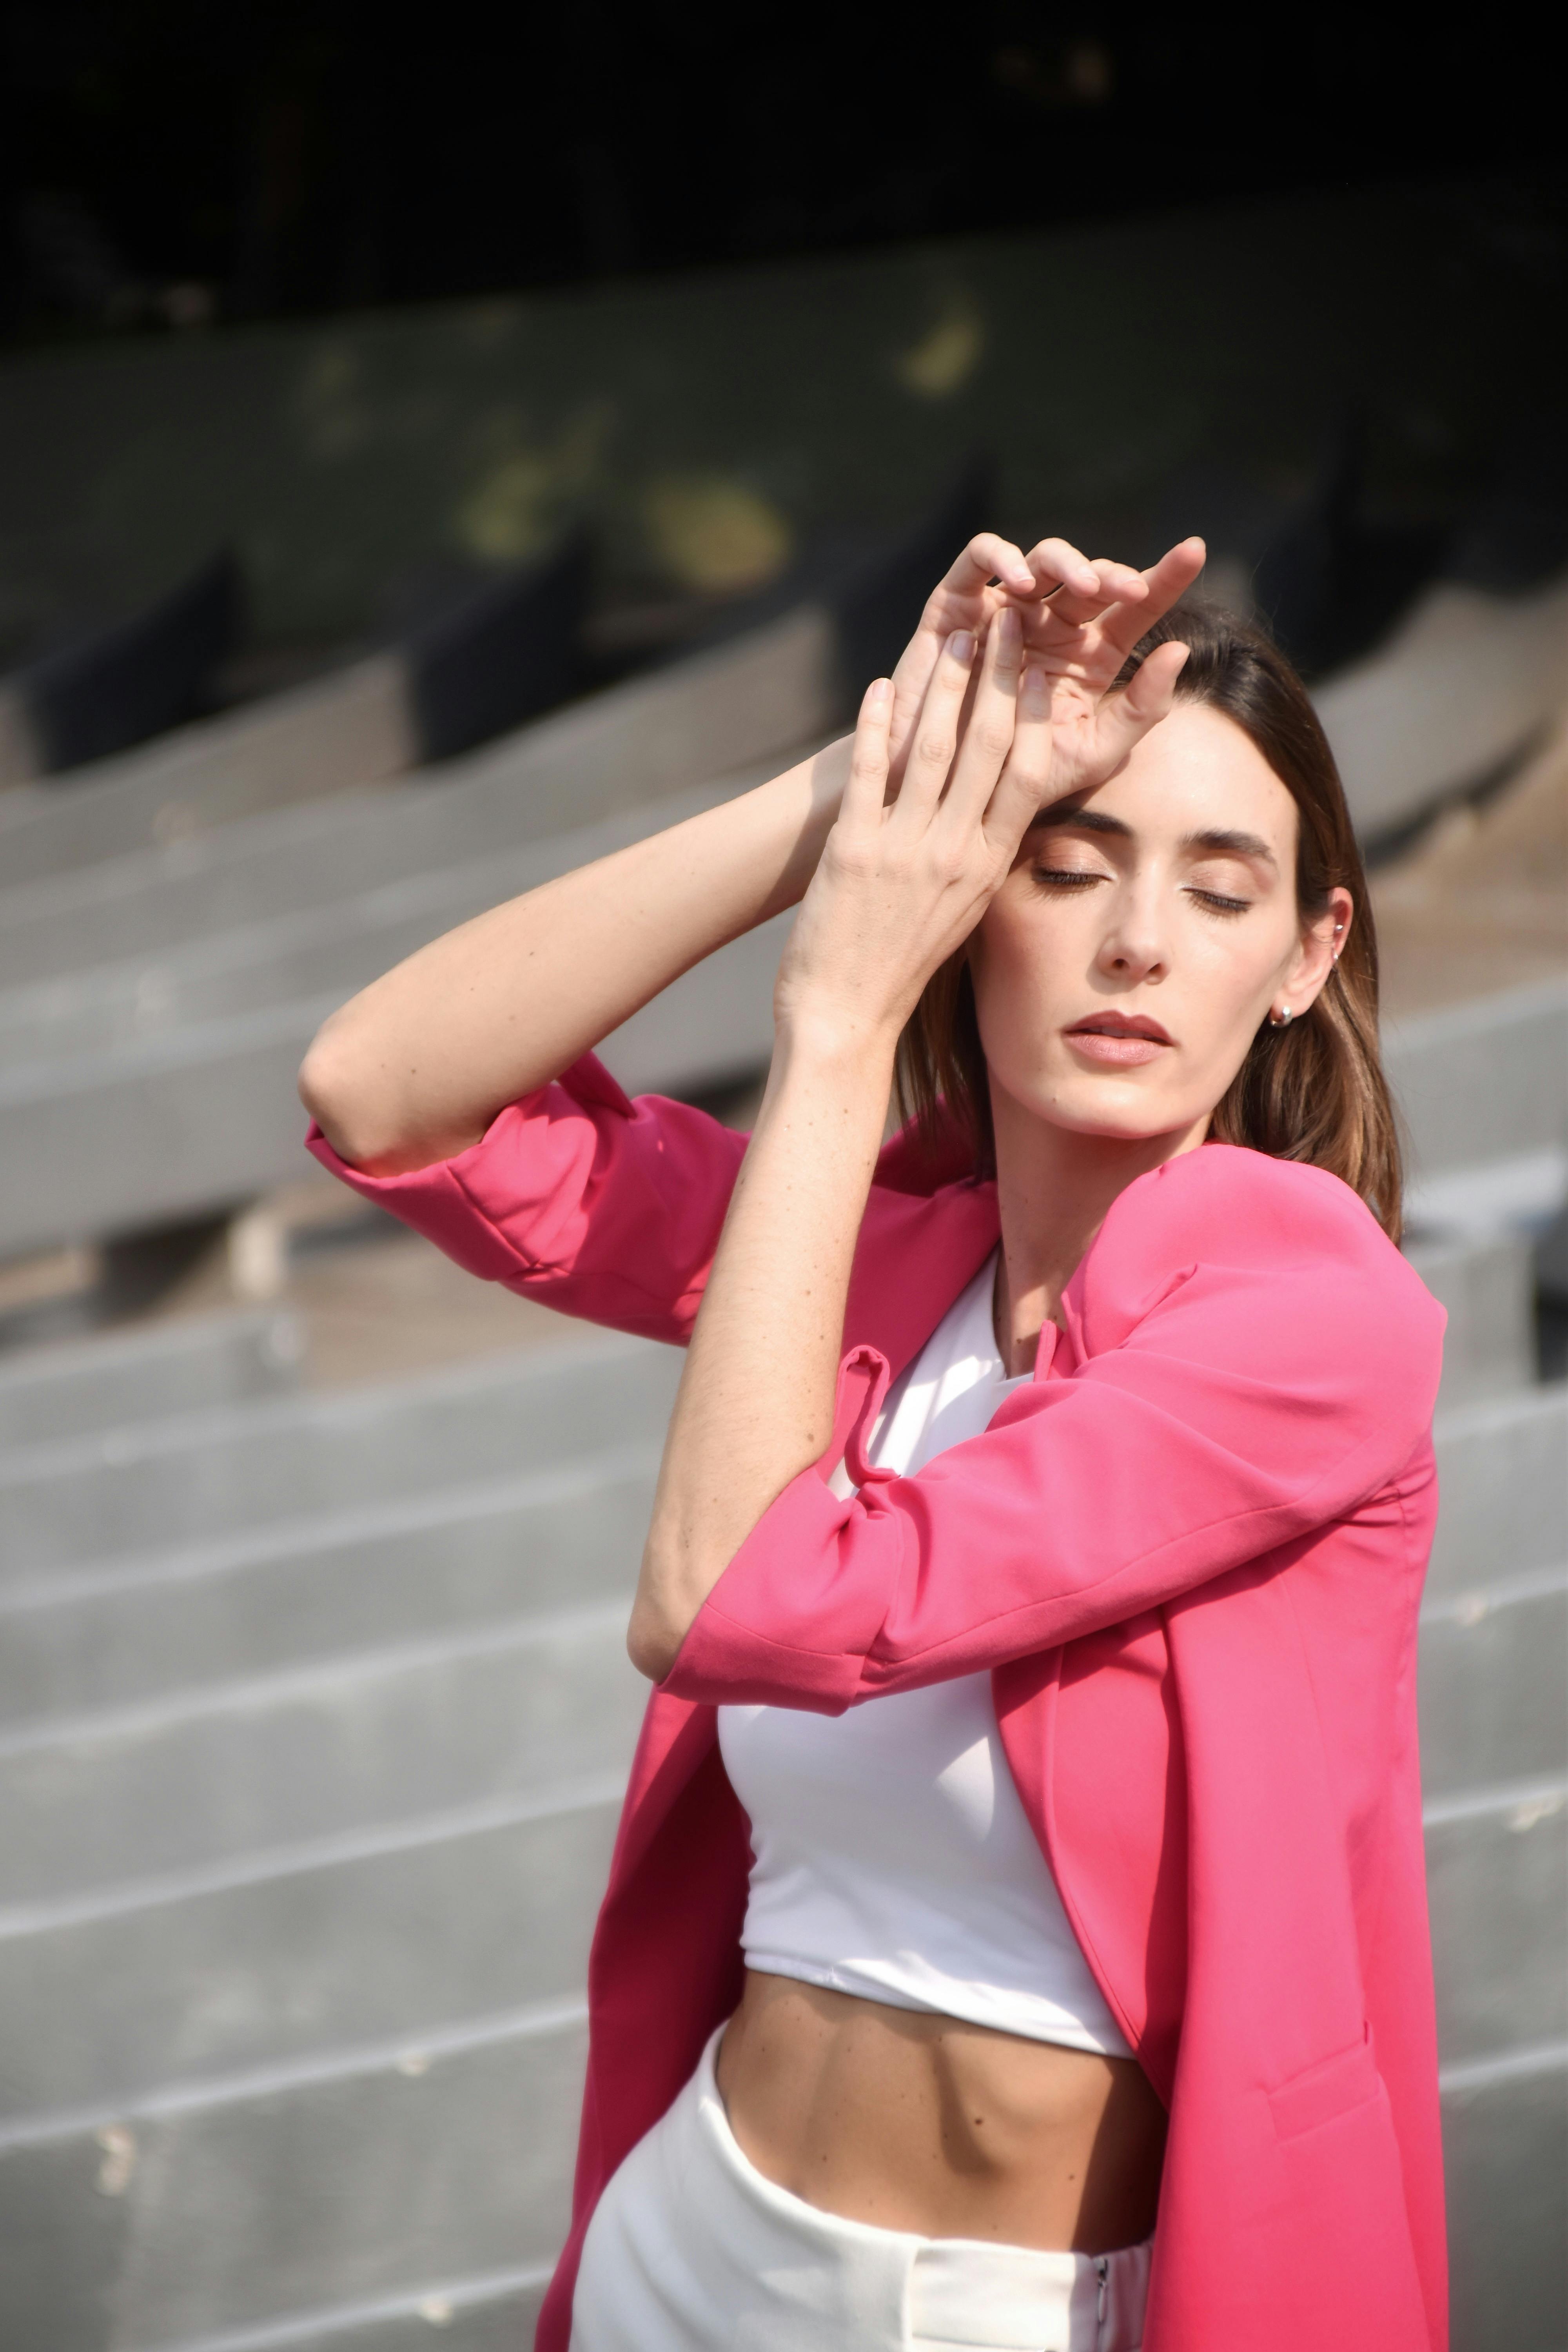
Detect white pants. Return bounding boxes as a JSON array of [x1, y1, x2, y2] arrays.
[[570, 2027, 1151, 2350]]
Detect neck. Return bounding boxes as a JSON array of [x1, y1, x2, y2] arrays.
[[989, 1083, 1209, 1376]]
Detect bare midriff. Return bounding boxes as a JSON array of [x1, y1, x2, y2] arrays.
[[715, 1968, 1167, 2256]]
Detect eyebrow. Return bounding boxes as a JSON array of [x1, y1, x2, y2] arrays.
[[1028, 804, 1131, 838], [1181, 826, 1276, 866], [1028, 806, 1276, 866]]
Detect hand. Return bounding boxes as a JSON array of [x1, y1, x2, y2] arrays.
[[777, 604, 1051, 1049], [780, 572, 1195, 1048], [886, 532, 1206, 792], [1006, 534, 1206, 799], [886, 531, 1095, 786]]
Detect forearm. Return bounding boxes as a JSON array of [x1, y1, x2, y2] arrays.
[[299, 738, 850, 1172], [628, 1016, 896, 1680]]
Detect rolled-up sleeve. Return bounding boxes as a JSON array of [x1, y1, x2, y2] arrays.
[[306, 1053, 747, 1346], [662, 1149, 1446, 1710]]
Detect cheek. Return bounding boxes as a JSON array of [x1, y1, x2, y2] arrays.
[[969, 896, 1077, 1066]]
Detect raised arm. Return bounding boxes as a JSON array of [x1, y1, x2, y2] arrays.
[[628, 551, 1203, 1681], [298, 529, 1090, 1177], [299, 741, 854, 1174]]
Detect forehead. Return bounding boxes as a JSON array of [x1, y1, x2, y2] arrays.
[[1045, 702, 1298, 845]]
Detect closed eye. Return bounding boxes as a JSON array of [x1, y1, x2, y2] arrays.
[[1187, 887, 1252, 915], [1033, 866, 1107, 890]]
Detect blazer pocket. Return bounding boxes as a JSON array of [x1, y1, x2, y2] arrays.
[[1267, 2029, 1382, 2141]]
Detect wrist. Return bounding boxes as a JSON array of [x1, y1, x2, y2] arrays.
[[769, 1003, 900, 1092]]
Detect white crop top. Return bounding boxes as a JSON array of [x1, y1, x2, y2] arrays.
[[718, 1251, 1133, 2057]]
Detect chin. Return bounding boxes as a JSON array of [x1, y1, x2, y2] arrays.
[[1025, 1078, 1189, 1144]]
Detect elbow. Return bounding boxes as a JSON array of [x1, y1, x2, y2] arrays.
[[298, 1025, 365, 1163], [626, 1597, 682, 1686], [627, 1538, 697, 1684], [298, 1016, 401, 1172]]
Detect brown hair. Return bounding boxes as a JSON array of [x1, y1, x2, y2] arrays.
[[894, 599, 1404, 1238]]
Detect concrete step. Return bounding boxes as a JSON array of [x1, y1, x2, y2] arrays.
[[0, 764, 768, 1076], [0, 1335, 680, 1587], [1442, 2043, 1568, 2352], [0, 652, 417, 886], [0, 535, 596, 897], [0, 1605, 646, 1907], [1428, 1385, 1568, 1602], [122, 2268, 550, 2352], [0, 2001, 586, 2352], [0, 1784, 619, 2121], [0, 788, 792, 1259], [0, 609, 835, 994], [1425, 1778, 1568, 2065], [0, 1449, 656, 1730], [0, 1308, 303, 1451], [1405, 1233, 1536, 1409], [1419, 1567, 1568, 1795], [1386, 976, 1568, 1185], [1315, 569, 1568, 843]]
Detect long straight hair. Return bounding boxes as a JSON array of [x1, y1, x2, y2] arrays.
[[894, 600, 1404, 1238]]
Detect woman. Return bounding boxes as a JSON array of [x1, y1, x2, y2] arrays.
[[301, 532, 1448, 2352]]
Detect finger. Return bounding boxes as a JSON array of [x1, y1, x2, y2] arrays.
[[982, 661, 1056, 853], [1085, 639, 1191, 774], [1018, 537, 1102, 603], [838, 677, 893, 837], [941, 603, 1022, 833], [887, 541, 1021, 780], [1094, 537, 1207, 659], [931, 532, 1038, 602], [1043, 555, 1152, 631], [892, 628, 978, 828]]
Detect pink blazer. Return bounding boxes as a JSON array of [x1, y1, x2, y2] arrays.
[[309, 1054, 1449, 2352]]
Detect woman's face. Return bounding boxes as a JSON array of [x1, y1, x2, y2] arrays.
[[969, 701, 1350, 1146]]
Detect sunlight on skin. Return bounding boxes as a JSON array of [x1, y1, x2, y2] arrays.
[[970, 701, 1352, 1371], [972, 700, 1350, 1145]]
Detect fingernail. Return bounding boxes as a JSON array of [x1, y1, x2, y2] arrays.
[[867, 677, 891, 704], [996, 605, 1020, 647], [1021, 665, 1050, 710], [949, 630, 975, 664]]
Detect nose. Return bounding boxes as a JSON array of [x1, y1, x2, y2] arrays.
[[1094, 886, 1168, 986]]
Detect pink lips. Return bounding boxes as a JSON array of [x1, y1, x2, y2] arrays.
[[1064, 1014, 1173, 1067]]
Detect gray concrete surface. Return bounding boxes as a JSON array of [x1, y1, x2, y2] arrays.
[[0, 1335, 681, 1584], [1387, 976, 1568, 1183], [1426, 1785, 1568, 2063], [1441, 2051, 1568, 2352], [0, 1307, 303, 1449], [1316, 572, 1568, 841], [0, 2011, 587, 2352], [1407, 1233, 1537, 1408], [0, 606, 833, 993], [0, 652, 416, 884], [0, 1450, 659, 1727], [1425, 1387, 1567, 1603], [0, 1789, 619, 2116]]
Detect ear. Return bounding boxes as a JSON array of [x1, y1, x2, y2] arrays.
[[1274, 886, 1353, 1022]]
